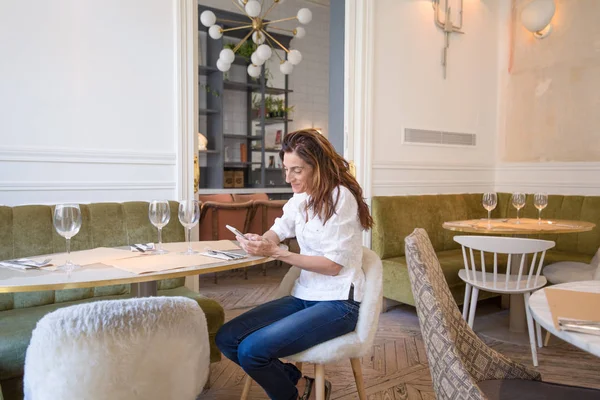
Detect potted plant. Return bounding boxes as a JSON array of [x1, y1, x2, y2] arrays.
[[264, 96, 274, 118], [284, 105, 295, 120], [274, 99, 284, 118]]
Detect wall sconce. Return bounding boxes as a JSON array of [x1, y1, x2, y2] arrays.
[[431, 0, 465, 79], [521, 0, 556, 39]]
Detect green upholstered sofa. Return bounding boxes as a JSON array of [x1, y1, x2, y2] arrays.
[[0, 201, 225, 400], [372, 193, 600, 307]]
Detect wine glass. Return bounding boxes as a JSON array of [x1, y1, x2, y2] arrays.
[[511, 192, 526, 224], [534, 193, 548, 224], [178, 200, 200, 255], [149, 200, 170, 254], [482, 192, 498, 228], [53, 204, 82, 271]]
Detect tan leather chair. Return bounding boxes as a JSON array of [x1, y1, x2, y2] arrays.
[[231, 193, 269, 203], [199, 201, 254, 283], [198, 194, 234, 203]]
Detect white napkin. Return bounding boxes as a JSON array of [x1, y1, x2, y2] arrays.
[[200, 252, 234, 261], [0, 258, 52, 270], [0, 261, 32, 270], [130, 243, 155, 252]]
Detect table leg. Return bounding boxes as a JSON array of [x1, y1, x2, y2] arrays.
[[131, 281, 158, 297], [508, 253, 527, 333]]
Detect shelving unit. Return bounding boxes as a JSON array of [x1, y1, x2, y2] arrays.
[[198, 5, 294, 192]]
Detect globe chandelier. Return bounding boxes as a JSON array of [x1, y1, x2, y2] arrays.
[[200, 0, 312, 79]]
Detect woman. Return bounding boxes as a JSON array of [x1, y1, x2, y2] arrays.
[[215, 129, 373, 400]]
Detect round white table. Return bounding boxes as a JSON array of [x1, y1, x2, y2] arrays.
[[529, 280, 600, 357]]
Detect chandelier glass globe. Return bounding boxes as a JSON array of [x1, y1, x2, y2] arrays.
[[287, 49, 302, 66], [208, 25, 222, 40], [251, 52, 265, 66], [280, 61, 294, 75], [216, 59, 231, 72], [245, 1, 262, 18]]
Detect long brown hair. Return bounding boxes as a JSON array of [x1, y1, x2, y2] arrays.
[[280, 129, 373, 230]]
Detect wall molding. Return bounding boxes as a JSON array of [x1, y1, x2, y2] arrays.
[[0, 146, 176, 165], [175, 0, 198, 201], [0, 181, 176, 192], [345, 0, 375, 248], [373, 180, 491, 189], [370, 161, 600, 195], [373, 162, 495, 171], [495, 162, 600, 172], [495, 162, 600, 194]]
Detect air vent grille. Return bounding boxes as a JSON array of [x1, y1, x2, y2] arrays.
[[404, 128, 476, 147]]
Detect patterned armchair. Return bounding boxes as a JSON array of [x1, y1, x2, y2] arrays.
[[404, 228, 600, 400], [404, 228, 540, 399]]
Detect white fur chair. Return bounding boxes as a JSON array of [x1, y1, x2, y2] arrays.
[[23, 297, 210, 400], [240, 247, 383, 400], [543, 247, 600, 284]]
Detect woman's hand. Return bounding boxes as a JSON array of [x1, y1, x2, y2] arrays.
[[236, 234, 280, 257]]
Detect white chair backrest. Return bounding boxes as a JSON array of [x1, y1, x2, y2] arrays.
[[454, 236, 555, 290], [274, 247, 383, 344], [592, 247, 600, 280]]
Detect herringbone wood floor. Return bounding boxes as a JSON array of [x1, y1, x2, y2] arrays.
[[199, 263, 600, 399]]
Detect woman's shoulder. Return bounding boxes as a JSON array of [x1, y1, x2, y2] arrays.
[[284, 192, 308, 211], [333, 185, 358, 209]]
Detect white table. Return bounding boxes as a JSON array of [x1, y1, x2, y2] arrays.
[[529, 280, 600, 357], [0, 245, 271, 297]]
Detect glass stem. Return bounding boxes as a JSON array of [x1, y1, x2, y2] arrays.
[[187, 227, 192, 253], [66, 238, 71, 265], [538, 209, 542, 224], [158, 227, 163, 251], [517, 209, 520, 221]]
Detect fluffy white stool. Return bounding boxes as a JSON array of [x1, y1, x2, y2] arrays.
[[240, 247, 383, 400], [543, 248, 600, 284], [24, 296, 210, 400]]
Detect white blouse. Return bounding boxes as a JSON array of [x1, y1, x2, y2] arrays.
[[270, 186, 365, 302]]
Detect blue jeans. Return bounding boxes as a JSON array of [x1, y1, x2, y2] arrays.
[[215, 295, 360, 400]]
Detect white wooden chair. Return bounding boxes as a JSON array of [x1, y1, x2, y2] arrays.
[[454, 235, 555, 366], [240, 247, 383, 400]]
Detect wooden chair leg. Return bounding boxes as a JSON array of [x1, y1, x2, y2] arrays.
[[350, 357, 367, 400], [244, 267, 248, 280], [263, 264, 267, 276], [544, 331, 552, 347], [240, 375, 252, 400], [204, 368, 212, 390], [295, 361, 303, 373], [214, 272, 218, 284], [315, 364, 325, 400]]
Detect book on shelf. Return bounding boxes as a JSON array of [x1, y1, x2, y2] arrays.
[[224, 170, 234, 188], [240, 143, 247, 162], [234, 170, 244, 188]]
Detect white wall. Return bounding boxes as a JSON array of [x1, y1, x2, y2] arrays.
[[371, 0, 500, 196], [494, 0, 600, 195], [0, 0, 179, 206]]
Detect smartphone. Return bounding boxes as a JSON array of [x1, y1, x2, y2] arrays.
[[226, 225, 249, 240]]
